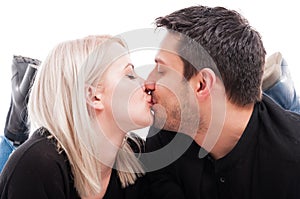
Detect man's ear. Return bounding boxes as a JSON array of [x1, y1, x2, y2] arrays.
[[86, 85, 104, 110], [195, 68, 216, 100]]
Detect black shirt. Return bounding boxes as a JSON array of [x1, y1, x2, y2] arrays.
[[0, 128, 147, 199], [145, 95, 300, 199]]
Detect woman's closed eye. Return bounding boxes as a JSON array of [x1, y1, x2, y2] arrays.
[[126, 73, 137, 79], [125, 63, 137, 80]]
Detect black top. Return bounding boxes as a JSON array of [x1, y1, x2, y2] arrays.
[[145, 95, 300, 199], [0, 128, 148, 199]]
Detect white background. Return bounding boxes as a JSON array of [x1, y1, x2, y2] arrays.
[[0, 0, 299, 136]]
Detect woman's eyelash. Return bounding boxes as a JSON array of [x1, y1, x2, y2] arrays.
[[126, 74, 137, 79]]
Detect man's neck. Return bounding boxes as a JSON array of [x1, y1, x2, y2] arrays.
[[194, 102, 254, 160]]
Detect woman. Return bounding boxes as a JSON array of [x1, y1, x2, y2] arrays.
[[0, 35, 153, 198]]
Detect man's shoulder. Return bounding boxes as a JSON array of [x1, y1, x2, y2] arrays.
[[262, 94, 300, 120], [145, 127, 176, 152], [145, 127, 200, 163], [258, 96, 300, 162], [260, 95, 300, 134]]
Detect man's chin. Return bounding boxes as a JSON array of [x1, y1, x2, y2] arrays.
[[151, 104, 167, 130]]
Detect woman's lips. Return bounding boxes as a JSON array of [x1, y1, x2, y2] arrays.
[[145, 88, 155, 105], [145, 93, 154, 106]]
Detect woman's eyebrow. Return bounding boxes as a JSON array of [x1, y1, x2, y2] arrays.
[[124, 63, 134, 69]]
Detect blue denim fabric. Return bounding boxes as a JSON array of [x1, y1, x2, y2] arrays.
[[264, 59, 300, 114], [0, 135, 15, 173]]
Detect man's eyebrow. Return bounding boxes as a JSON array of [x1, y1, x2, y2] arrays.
[[155, 57, 166, 65]]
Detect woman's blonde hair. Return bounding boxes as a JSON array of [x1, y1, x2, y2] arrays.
[[27, 35, 144, 197]]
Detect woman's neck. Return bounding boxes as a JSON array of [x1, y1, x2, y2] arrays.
[[96, 111, 126, 167]]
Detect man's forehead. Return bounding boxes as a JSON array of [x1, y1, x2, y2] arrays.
[[156, 32, 182, 64], [155, 48, 182, 64], [159, 32, 180, 53]]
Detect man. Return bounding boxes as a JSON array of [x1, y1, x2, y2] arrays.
[[144, 5, 300, 199]]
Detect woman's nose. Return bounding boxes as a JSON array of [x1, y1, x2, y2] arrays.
[[144, 80, 156, 93]]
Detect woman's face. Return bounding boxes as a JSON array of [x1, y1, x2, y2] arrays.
[[101, 43, 153, 132]]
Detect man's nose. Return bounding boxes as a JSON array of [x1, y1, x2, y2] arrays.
[[144, 68, 157, 92]]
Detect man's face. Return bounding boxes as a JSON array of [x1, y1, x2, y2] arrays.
[[146, 33, 199, 133]]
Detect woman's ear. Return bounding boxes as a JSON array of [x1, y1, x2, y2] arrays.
[[86, 85, 104, 110], [195, 68, 216, 100]]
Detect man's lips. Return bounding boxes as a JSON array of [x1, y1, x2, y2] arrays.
[[151, 96, 157, 105], [149, 96, 158, 107]]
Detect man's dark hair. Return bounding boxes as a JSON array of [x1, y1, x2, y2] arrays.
[[155, 6, 266, 106]]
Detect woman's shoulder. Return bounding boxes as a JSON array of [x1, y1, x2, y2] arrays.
[[0, 127, 79, 198], [17, 128, 63, 160], [2, 127, 68, 178]]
